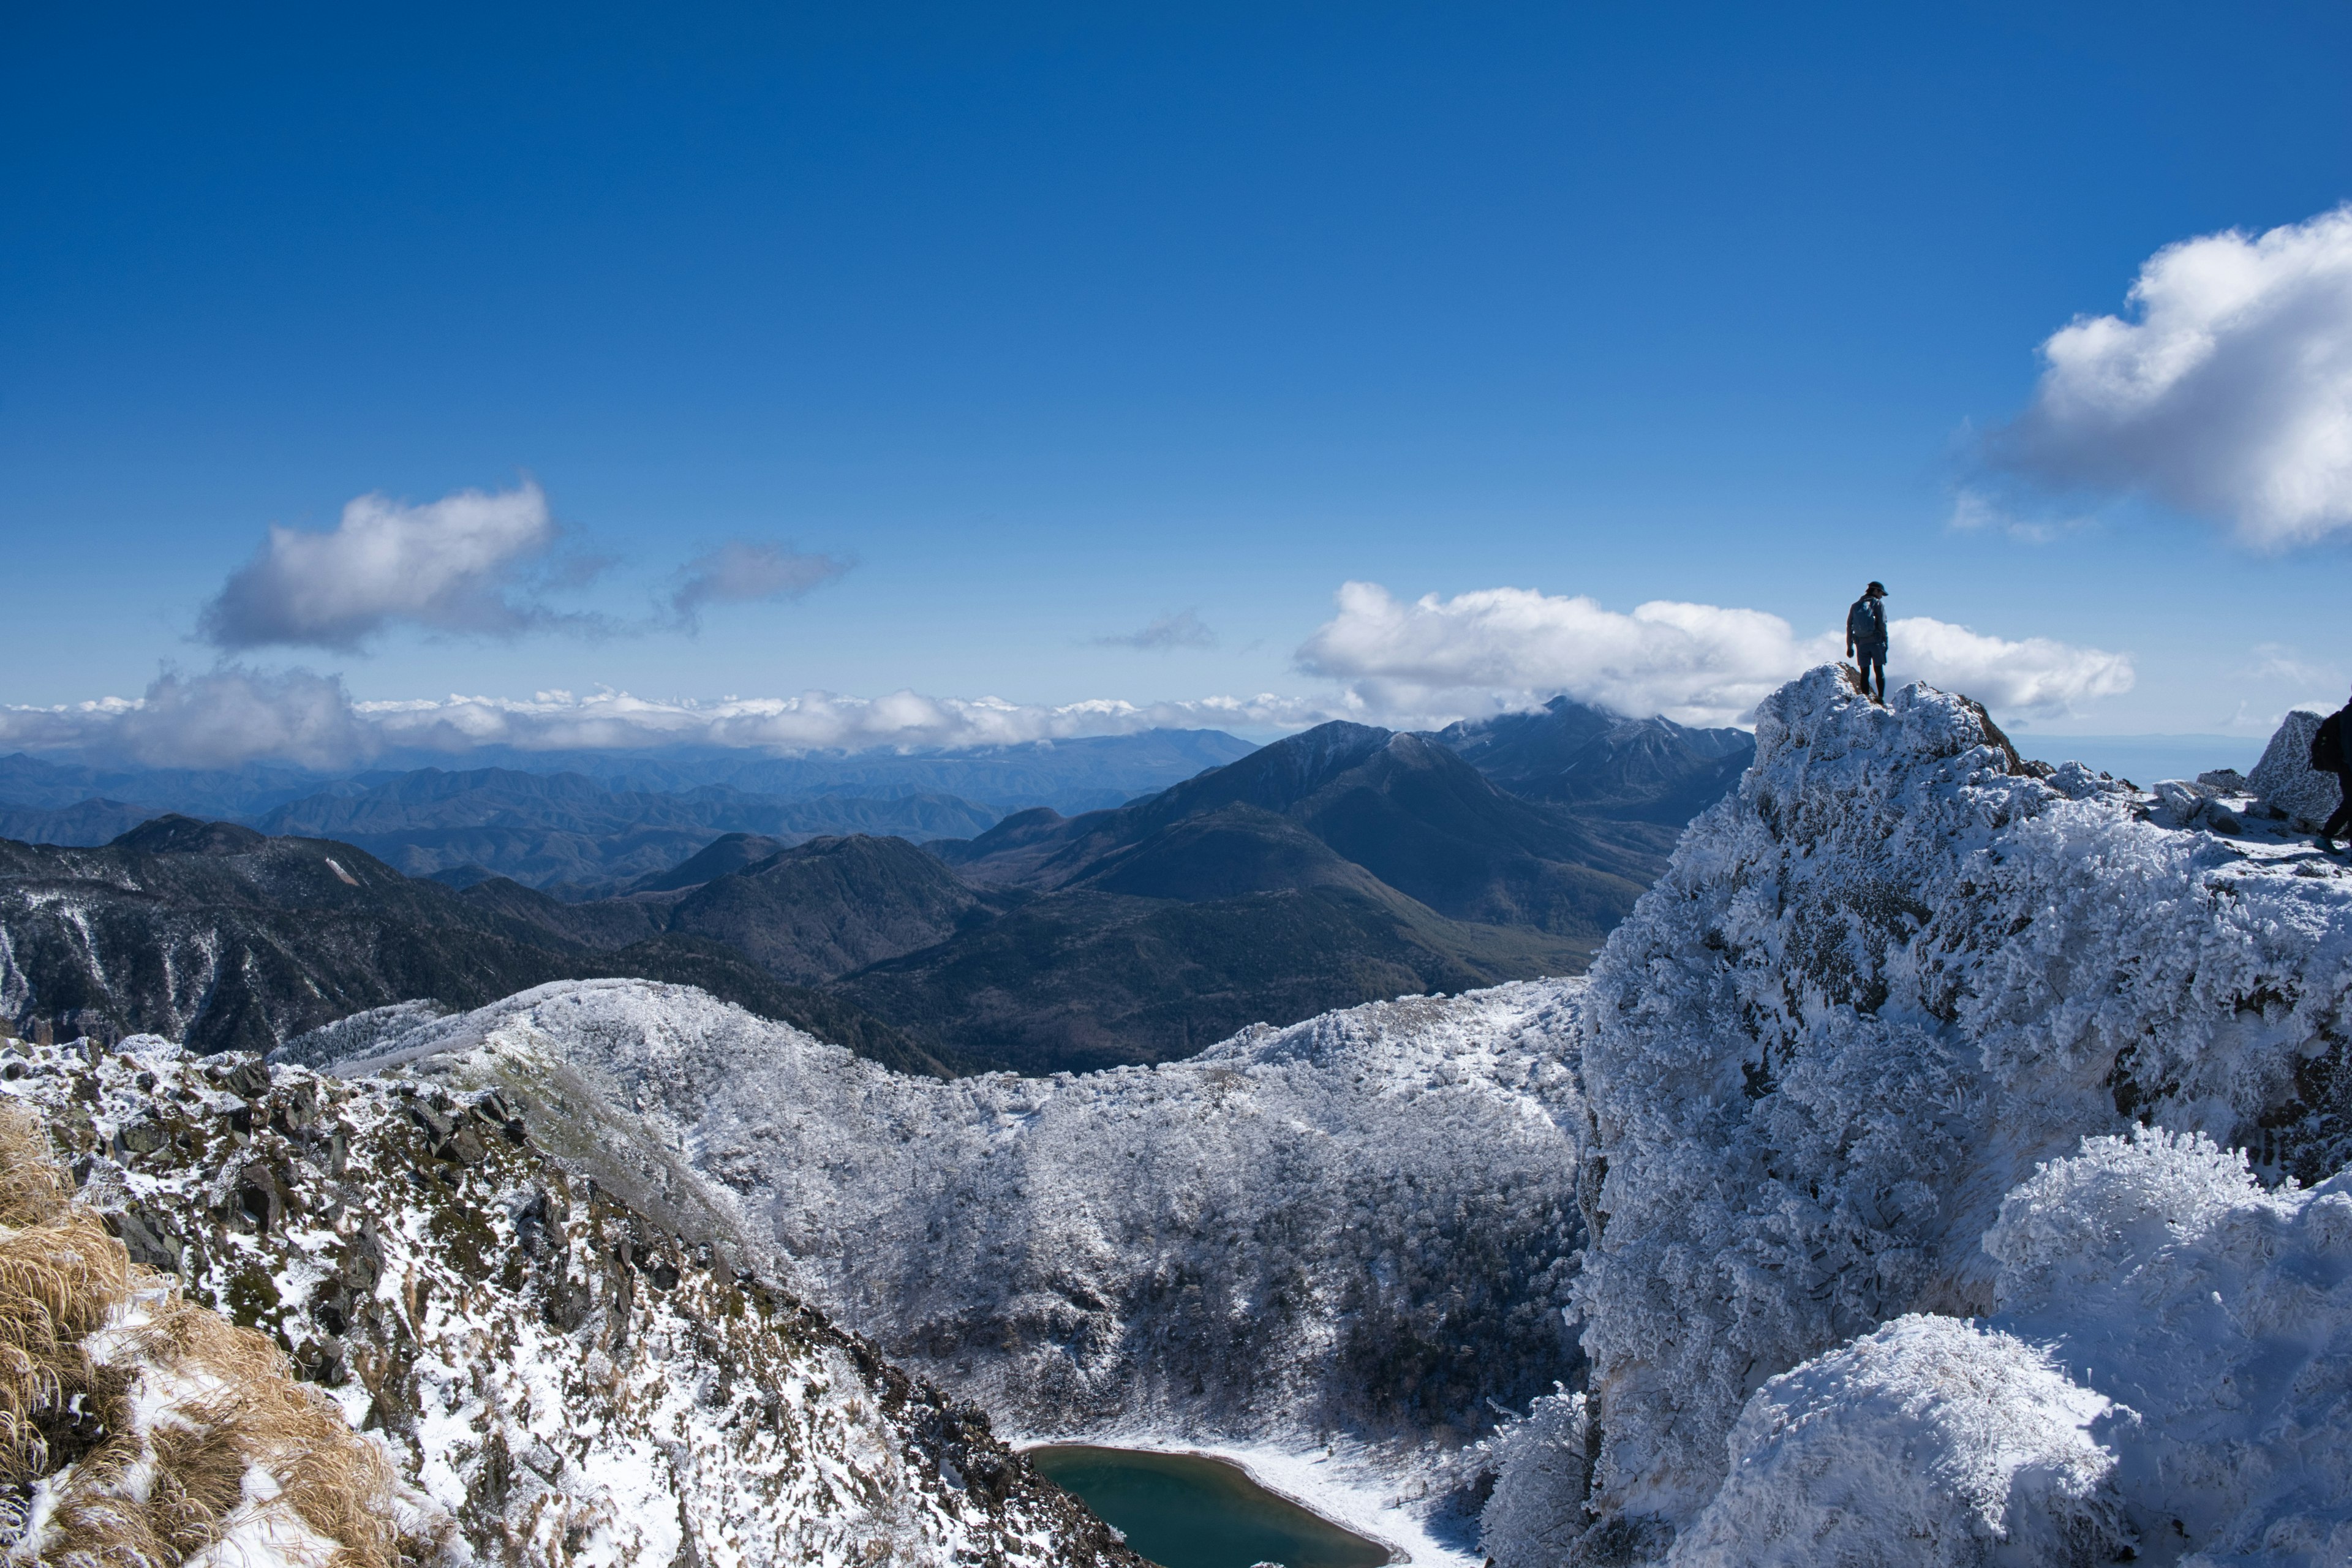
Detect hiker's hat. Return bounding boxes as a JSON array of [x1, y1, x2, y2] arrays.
[[1866, 581, 1887, 595]]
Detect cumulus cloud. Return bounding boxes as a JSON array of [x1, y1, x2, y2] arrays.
[[1296, 581, 2132, 727], [198, 481, 584, 650], [1988, 205, 2352, 546], [0, 671, 1334, 771], [668, 541, 853, 630], [1092, 609, 1216, 650]]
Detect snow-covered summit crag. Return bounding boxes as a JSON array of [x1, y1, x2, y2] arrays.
[[1535, 667, 2352, 1565], [309, 976, 1592, 1555], [1, 1031, 1143, 1568]]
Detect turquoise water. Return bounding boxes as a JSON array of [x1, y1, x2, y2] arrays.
[[1027, 1445, 1392, 1568]]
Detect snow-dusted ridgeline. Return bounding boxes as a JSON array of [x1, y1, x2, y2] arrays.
[[1530, 669, 2352, 1565], [1, 1035, 1143, 1568], [300, 976, 1590, 1551]]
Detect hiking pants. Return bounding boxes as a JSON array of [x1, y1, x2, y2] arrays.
[[2326, 767, 2352, 842], [1855, 646, 1887, 701]]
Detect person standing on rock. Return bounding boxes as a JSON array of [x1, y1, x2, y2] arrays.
[[1845, 581, 1890, 704], [2315, 687, 2352, 851]]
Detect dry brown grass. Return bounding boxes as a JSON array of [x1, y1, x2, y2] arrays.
[[0, 1103, 439, 1568]]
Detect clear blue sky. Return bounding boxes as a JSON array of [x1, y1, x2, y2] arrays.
[[4, 1, 2349, 753]]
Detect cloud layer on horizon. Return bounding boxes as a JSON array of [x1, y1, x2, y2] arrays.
[[4, 584, 2134, 771], [0, 668, 1338, 772], [1983, 204, 2352, 547], [1295, 582, 2133, 728]]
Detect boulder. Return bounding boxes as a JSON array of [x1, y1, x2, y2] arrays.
[[2249, 710, 2343, 829]]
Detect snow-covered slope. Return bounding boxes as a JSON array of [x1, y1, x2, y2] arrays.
[[1548, 668, 2352, 1563], [304, 976, 1590, 1537], [1, 1033, 1142, 1568]]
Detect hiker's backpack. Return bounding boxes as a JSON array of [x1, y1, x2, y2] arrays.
[[2313, 711, 2345, 771]]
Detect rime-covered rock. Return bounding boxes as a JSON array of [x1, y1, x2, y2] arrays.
[[2248, 708, 2343, 830], [1567, 668, 2352, 1549], [1985, 1128, 2352, 1566], [1667, 1316, 2128, 1568]]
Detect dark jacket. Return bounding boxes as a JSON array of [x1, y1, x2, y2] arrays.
[[1846, 595, 1888, 652], [2321, 704, 2352, 772]]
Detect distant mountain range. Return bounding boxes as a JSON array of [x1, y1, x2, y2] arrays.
[[253, 767, 1001, 891], [0, 701, 1755, 1072], [0, 728, 1259, 884], [0, 728, 1254, 821]]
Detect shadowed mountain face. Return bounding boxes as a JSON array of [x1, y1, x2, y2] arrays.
[[837, 881, 1589, 1074], [1433, 696, 1755, 825], [0, 816, 957, 1074], [627, 831, 790, 892], [666, 835, 1011, 985], [937, 721, 1659, 938]]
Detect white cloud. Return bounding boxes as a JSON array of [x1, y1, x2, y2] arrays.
[[0, 671, 1335, 771], [198, 481, 581, 650], [0, 669, 371, 771], [1092, 609, 1216, 650], [668, 541, 853, 629], [1990, 205, 2352, 546], [1295, 581, 2132, 727], [1889, 617, 2134, 714]]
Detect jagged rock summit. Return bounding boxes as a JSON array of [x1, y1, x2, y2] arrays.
[[1490, 668, 2352, 1566]]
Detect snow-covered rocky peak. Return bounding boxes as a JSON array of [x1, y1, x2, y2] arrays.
[[0, 1031, 1143, 1568], [1558, 668, 2352, 1560]]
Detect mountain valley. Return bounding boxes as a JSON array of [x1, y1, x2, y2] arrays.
[[7, 673, 2352, 1567]]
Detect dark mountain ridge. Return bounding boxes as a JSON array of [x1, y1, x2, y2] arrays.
[[1432, 695, 1755, 824], [935, 720, 1659, 937], [0, 815, 960, 1075]]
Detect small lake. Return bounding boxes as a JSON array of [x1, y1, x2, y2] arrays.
[[1027, 1444, 1393, 1568]]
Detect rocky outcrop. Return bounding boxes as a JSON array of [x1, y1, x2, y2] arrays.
[[1536, 669, 2352, 1563], [2250, 707, 2345, 830], [1, 1030, 1143, 1568]]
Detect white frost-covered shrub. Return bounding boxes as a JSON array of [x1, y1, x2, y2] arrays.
[[1987, 1128, 2352, 1566], [1572, 667, 2352, 1528], [1479, 1387, 1591, 1568], [1668, 1315, 2127, 1568]]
